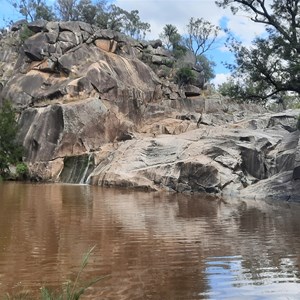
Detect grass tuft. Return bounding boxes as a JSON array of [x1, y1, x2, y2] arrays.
[[4, 246, 109, 300]]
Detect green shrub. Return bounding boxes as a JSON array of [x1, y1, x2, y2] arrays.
[[163, 59, 174, 68], [16, 162, 28, 180], [175, 67, 195, 86], [172, 44, 187, 59], [0, 100, 23, 178], [19, 25, 34, 43]]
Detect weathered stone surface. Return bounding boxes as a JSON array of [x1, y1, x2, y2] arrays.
[[59, 154, 94, 183], [59, 21, 81, 34], [11, 19, 27, 31], [94, 39, 117, 53], [31, 59, 56, 72], [239, 171, 300, 201], [1, 20, 300, 202], [17, 97, 132, 167], [184, 84, 201, 97], [58, 31, 79, 45], [78, 22, 94, 35], [23, 33, 49, 60], [27, 20, 47, 33], [45, 21, 59, 32], [148, 39, 163, 49], [18, 105, 64, 162], [293, 166, 300, 180]]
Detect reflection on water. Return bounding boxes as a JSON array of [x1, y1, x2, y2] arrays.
[[0, 182, 299, 299]]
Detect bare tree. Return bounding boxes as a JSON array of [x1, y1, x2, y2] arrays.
[[184, 17, 220, 60]]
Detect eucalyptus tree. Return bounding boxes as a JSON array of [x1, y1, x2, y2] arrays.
[[159, 24, 181, 49], [9, 0, 55, 21], [184, 17, 220, 61], [216, 0, 300, 101], [55, 0, 78, 21], [196, 54, 216, 81], [73, 0, 98, 24], [102, 5, 150, 40]]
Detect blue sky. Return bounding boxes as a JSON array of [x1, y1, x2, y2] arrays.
[[0, 0, 266, 86]]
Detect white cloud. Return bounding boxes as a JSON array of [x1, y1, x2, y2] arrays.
[[114, 0, 267, 45], [212, 73, 231, 87], [225, 14, 266, 46], [114, 0, 227, 39]]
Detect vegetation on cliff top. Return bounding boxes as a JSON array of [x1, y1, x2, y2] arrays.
[[6, 0, 219, 84], [4, 0, 300, 104]]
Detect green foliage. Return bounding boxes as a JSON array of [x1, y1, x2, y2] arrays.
[[73, 0, 99, 24], [0, 100, 23, 178], [184, 17, 220, 59], [4, 291, 31, 299], [16, 162, 29, 180], [218, 79, 240, 99], [55, 0, 78, 21], [196, 55, 216, 81], [10, 0, 150, 39], [218, 77, 266, 103], [176, 67, 195, 86], [161, 58, 174, 68], [292, 102, 300, 109], [98, 4, 150, 40], [35, 2, 56, 21], [11, 0, 55, 22], [216, 0, 300, 101], [55, 0, 150, 39], [173, 44, 187, 59], [121, 8, 150, 40], [19, 24, 34, 42], [159, 24, 181, 50], [40, 245, 109, 299]]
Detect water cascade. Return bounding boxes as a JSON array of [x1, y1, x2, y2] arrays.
[[59, 153, 94, 184]]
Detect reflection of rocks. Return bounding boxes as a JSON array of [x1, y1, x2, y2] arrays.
[[1, 183, 300, 298]]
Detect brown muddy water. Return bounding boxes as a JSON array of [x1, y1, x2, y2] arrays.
[[0, 182, 300, 299]]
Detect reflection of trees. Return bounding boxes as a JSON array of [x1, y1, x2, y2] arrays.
[[0, 183, 26, 261], [234, 204, 300, 286], [1, 183, 300, 298], [176, 194, 300, 295]]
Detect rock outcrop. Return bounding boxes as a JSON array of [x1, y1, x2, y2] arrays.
[[86, 110, 300, 202], [1, 20, 300, 202]]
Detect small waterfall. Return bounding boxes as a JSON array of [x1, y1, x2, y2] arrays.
[[59, 153, 94, 184], [79, 153, 92, 184]]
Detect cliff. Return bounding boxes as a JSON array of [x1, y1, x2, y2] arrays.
[[0, 20, 299, 201]]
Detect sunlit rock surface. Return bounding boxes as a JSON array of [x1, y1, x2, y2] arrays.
[[0, 21, 299, 201]]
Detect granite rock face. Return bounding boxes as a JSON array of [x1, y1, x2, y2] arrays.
[[87, 110, 300, 202], [0, 20, 188, 109], [0, 21, 300, 202]]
